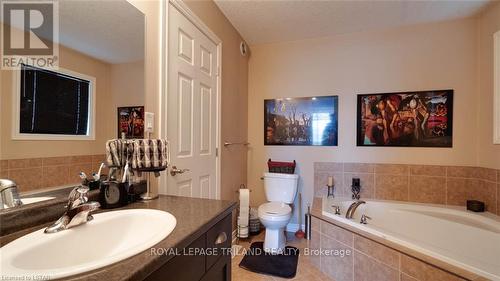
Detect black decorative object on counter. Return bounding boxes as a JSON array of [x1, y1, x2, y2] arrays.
[[98, 180, 147, 209], [99, 181, 128, 209], [88, 180, 101, 191]]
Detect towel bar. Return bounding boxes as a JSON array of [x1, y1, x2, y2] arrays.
[[223, 141, 249, 147]]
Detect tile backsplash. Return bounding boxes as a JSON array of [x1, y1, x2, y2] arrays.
[[0, 155, 107, 193], [314, 162, 500, 215]]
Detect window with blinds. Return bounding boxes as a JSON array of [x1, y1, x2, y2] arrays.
[[19, 64, 92, 136]]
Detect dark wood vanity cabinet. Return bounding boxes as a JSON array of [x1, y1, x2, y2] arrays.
[[145, 214, 232, 281]]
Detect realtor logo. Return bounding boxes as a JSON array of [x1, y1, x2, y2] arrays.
[[1, 1, 59, 69]]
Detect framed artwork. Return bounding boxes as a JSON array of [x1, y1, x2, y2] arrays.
[[264, 96, 338, 146], [117, 106, 144, 139], [356, 90, 453, 147]]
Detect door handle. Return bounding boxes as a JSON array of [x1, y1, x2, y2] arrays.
[[170, 166, 190, 176]]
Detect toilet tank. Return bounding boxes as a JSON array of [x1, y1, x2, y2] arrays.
[[263, 173, 299, 204]]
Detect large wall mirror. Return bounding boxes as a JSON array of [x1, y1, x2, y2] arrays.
[[0, 1, 145, 209], [494, 30, 500, 144]]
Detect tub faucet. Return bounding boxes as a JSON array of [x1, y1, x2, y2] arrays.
[[360, 214, 371, 224], [331, 205, 341, 215], [0, 179, 23, 209], [44, 186, 100, 233], [346, 200, 366, 219]]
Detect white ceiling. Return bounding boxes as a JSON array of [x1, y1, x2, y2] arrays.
[[4, 0, 145, 64], [214, 0, 491, 45], [58, 0, 144, 64]]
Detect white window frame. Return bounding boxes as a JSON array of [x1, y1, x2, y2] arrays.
[[494, 30, 500, 144], [12, 65, 96, 140]]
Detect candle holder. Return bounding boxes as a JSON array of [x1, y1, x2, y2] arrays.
[[327, 184, 335, 198]]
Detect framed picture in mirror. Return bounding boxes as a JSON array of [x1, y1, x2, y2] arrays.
[[117, 106, 144, 139]]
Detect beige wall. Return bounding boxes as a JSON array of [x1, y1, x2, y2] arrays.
[[110, 61, 145, 108], [110, 60, 145, 132], [0, 42, 115, 160], [247, 19, 480, 223], [127, 0, 161, 138], [477, 1, 500, 170], [184, 0, 249, 201]]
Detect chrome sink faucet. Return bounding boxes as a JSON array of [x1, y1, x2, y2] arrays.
[[345, 200, 366, 219], [44, 186, 100, 233], [0, 179, 23, 209]]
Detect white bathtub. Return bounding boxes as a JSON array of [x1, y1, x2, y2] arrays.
[[322, 197, 500, 281]]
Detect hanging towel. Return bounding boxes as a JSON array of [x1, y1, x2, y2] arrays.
[[105, 139, 134, 168], [105, 139, 170, 175], [131, 139, 170, 171]]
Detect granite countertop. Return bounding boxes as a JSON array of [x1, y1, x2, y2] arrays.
[[1, 195, 236, 281]]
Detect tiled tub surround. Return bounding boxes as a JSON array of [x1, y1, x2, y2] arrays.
[[308, 211, 488, 281], [0, 155, 108, 193], [314, 162, 500, 215], [319, 197, 500, 280]]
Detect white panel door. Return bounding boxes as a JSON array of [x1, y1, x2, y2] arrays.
[[166, 4, 218, 199]]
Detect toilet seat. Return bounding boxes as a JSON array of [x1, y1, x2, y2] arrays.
[[258, 202, 291, 219]]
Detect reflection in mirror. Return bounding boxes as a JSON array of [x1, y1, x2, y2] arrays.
[[0, 1, 145, 210], [494, 30, 500, 144]]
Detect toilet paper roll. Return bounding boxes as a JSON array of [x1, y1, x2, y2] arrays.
[[239, 189, 250, 227]]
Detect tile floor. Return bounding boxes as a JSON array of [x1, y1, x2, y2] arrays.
[[232, 231, 333, 281]]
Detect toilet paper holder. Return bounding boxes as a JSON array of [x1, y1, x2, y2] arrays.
[[235, 183, 251, 192]]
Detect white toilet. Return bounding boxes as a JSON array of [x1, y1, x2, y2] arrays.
[[258, 172, 299, 254]]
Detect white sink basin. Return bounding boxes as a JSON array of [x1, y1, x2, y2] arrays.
[[3, 196, 55, 209], [21, 196, 56, 205], [0, 209, 176, 279]]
